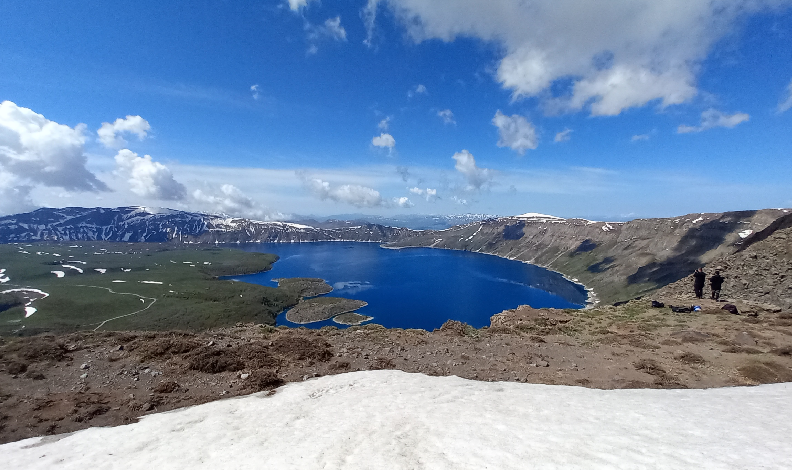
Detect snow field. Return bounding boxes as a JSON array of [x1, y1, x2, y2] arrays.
[[3, 370, 791, 469]]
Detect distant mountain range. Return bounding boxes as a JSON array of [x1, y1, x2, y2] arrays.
[[0, 207, 416, 244]]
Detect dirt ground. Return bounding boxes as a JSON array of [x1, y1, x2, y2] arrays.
[[2, 296, 791, 445]]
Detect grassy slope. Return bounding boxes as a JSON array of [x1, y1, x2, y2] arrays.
[[0, 242, 301, 335]]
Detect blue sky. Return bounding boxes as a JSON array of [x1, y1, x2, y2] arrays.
[[1, 0, 792, 220]]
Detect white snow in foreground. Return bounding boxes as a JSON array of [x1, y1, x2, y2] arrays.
[[51, 271, 65, 278], [139, 280, 163, 284], [61, 264, 84, 274], [739, 229, 754, 239], [4, 370, 791, 470], [94, 268, 107, 274]]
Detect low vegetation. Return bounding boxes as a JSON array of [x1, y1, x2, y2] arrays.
[[0, 242, 304, 335]]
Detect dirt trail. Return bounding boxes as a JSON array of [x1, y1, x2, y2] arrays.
[[1, 296, 791, 445]]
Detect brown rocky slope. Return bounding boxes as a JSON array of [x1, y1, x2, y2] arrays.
[[386, 209, 791, 304]]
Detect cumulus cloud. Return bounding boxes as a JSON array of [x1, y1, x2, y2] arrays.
[[372, 133, 396, 148], [379, 0, 785, 116], [778, 78, 792, 113], [114, 149, 187, 200], [409, 186, 438, 201], [304, 177, 384, 207], [287, 0, 316, 12], [437, 109, 456, 125], [452, 150, 494, 191], [250, 84, 260, 100], [393, 196, 414, 208], [631, 133, 651, 142], [677, 109, 750, 133], [191, 183, 282, 220], [554, 128, 572, 143], [408, 84, 427, 97], [97, 115, 151, 149], [452, 196, 468, 205], [304, 16, 347, 54], [378, 116, 391, 131], [0, 100, 108, 192], [492, 110, 538, 154]]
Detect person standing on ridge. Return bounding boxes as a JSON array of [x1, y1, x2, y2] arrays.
[[710, 270, 725, 300], [693, 268, 706, 299]]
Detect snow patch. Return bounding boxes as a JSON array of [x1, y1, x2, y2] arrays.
[[514, 212, 564, 220], [1, 288, 49, 318], [94, 268, 107, 274], [51, 271, 65, 278], [738, 229, 754, 239], [2, 370, 791, 469], [61, 264, 84, 274], [139, 281, 163, 285], [601, 223, 614, 232], [0, 269, 9, 284], [692, 217, 704, 224], [112, 280, 126, 283]]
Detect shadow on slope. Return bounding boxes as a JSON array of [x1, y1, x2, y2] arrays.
[[626, 212, 755, 287]]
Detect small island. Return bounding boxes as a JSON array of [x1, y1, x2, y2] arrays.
[[285, 297, 368, 324], [333, 312, 374, 326], [275, 278, 333, 298]]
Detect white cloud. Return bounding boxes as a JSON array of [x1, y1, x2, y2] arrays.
[[362, 0, 382, 48], [778, 78, 792, 113], [0, 100, 108, 192], [677, 109, 750, 133], [492, 110, 538, 154], [321, 16, 347, 41], [452, 195, 468, 205], [631, 133, 651, 142], [97, 115, 151, 149], [250, 84, 260, 100], [191, 183, 282, 220], [287, 0, 316, 12], [408, 84, 427, 97], [380, 0, 786, 116], [409, 186, 438, 201], [114, 149, 187, 200], [305, 177, 384, 207], [307, 16, 347, 42], [378, 116, 391, 131], [372, 133, 396, 148], [437, 109, 456, 125], [393, 196, 414, 208], [452, 150, 494, 191], [554, 128, 572, 143], [0, 171, 36, 216]]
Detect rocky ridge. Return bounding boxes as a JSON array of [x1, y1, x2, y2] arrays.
[[385, 209, 792, 304], [0, 207, 416, 244]]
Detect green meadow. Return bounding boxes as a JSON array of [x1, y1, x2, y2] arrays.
[[0, 242, 300, 335]]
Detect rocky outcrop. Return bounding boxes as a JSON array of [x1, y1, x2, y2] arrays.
[[385, 209, 792, 304], [659, 213, 792, 310]]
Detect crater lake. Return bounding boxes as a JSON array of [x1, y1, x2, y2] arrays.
[[228, 242, 588, 330]]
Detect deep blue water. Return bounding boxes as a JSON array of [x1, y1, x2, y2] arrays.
[[229, 243, 587, 330]]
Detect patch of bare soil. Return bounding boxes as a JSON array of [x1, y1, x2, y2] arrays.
[[1, 297, 791, 444]]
